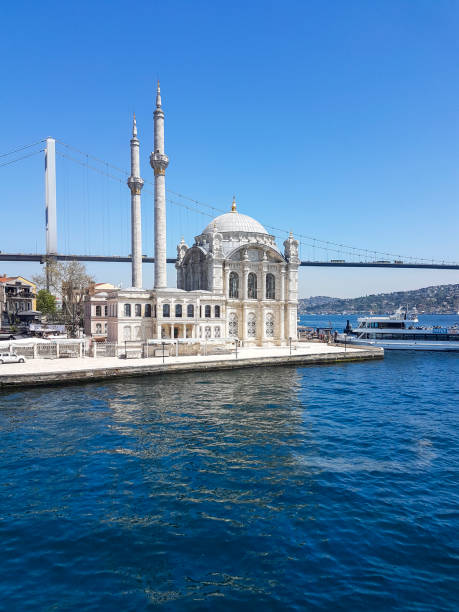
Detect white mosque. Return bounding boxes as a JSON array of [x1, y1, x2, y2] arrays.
[[88, 85, 299, 349]]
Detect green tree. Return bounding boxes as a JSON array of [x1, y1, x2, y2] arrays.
[[36, 289, 57, 315], [33, 260, 94, 336]]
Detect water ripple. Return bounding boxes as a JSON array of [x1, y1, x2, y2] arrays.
[[0, 353, 458, 610]]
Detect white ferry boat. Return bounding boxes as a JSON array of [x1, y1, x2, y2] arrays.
[[337, 308, 459, 351]]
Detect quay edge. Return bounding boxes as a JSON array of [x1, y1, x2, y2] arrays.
[[0, 347, 383, 390]]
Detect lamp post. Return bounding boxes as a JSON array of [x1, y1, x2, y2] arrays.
[[289, 336, 292, 356], [161, 341, 166, 364], [234, 337, 238, 359]]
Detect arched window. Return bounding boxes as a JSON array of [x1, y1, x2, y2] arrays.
[[175, 304, 182, 318], [145, 304, 151, 317], [214, 305, 220, 318], [205, 305, 211, 318], [104, 322, 108, 333], [95, 305, 101, 316], [247, 312, 256, 337], [205, 326, 211, 339], [187, 304, 194, 318], [214, 326, 221, 338], [248, 273, 257, 299], [229, 272, 239, 298], [265, 313, 274, 337], [228, 313, 238, 337], [135, 304, 142, 317], [162, 303, 170, 317], [124, 304, 131, 317], [123, 326, 131, 340], [266, 273, 275, 300], [95, 323, 102, 334]]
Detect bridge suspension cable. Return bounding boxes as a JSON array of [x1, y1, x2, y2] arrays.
[[8, 138, 456, 267], [0, 149, 44, 168], [0, 139, 46, 158]]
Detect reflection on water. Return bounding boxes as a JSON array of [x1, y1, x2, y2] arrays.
[[1, 354, 458, 610]]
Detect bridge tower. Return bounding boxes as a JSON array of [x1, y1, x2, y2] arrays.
[[127, 114, 144, 288], [45, 138, 57, 255], [150, 81, 169, 289]]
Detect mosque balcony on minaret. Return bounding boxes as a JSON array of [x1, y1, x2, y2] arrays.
[[127, 175, 144, 196], [150, 152, 169, 176]]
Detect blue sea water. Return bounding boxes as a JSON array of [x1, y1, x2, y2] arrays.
[[0, 316, 458, 611]]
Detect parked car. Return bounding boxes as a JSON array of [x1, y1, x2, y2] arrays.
[[0, 352, 26, 364]]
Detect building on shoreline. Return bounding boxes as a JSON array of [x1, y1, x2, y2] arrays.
[[0, 275, 37, 326], [86, 85, 299, 348]]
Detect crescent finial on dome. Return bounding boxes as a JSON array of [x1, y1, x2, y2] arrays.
[[231, 195, 237, 212]]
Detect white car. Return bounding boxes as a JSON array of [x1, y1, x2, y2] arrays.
[[0, 352, 26, 364]]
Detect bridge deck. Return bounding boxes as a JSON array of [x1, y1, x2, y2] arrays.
[[0, 253, 457, 270]]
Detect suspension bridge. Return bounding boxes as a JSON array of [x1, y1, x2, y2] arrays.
[[1, 138, 458, 271]]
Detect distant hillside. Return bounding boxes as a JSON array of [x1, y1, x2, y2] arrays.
[[299, 284, 459, 315]]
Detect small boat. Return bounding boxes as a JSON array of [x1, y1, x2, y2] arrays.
[[337, 307, 459, 351]]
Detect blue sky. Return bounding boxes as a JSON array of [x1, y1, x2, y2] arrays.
[[1, 0, 458, 297]]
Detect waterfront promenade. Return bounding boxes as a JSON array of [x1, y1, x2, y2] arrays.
[[0, 343, 382, 389]]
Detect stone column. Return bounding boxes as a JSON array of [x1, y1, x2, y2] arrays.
[[224, 265, 230, 298]]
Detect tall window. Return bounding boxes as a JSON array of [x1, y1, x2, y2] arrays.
[[247, 313, 256, 337], [104, 322, 108, 333], [123, 326, 131, 340], [124, 304, 131, 317], [95, 305, 101, 317], [135, 304, 142, 317], [104, 306, 108, 316], [187, 304, 194, 317], [163, 303, 170, 317], [229, 272, 239, 298], [215, 305, 220, 318], [205, 326, 211, 339], [145, 304, 151, 317], [266, 273, 275, 300], [205, 305, 211, 318], [228, 313, 238, 337], [95, 323, 102, 334], [175, 304, 182, 318], [265, 313, 274, 337], [248, 273, 257, 299], [214, 326, 221, 338]]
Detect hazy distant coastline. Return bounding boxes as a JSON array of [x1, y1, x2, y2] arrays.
[[299, 284, 459, 315]]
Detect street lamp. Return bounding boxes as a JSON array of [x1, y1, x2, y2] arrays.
[[161, 341, 166, 364], [289, 336, 292, 356], [234, 337, 238, 359]]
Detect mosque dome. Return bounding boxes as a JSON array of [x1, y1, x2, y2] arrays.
[[202, 198, 268, 235]]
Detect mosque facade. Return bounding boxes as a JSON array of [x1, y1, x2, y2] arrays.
[[88, 85, 299, 348]]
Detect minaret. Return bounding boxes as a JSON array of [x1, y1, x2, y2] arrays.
[[127, 113, 144, 288], [150, 81, 169, 288]]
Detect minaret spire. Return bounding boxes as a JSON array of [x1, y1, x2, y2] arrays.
[[156, 80, 162, 108], [150, 82, 169, 289], [127, 113, 144, 288]]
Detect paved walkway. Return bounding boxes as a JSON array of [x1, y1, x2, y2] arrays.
[[0, 343, 363, 377]]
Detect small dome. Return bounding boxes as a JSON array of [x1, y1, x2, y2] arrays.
[[203, 211, 268, 235]]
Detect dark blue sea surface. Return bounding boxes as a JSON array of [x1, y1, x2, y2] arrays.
[[1, 318, 458, 610]]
